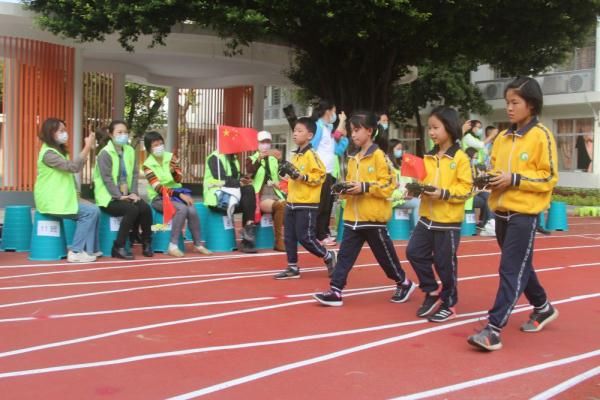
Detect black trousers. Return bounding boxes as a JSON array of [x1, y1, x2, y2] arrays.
[[316, 173, 336, 240], [330, 226, 406, 291], [285, 207, 328, 265], [473, 191, 491, 226], [488, 213, 547, 330], [209, 185, 256, 225], [102, 199, 153, 247], [406, 223, 461, 307]]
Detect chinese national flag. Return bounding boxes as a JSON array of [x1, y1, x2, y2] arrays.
[[217, 125, 258, 154], [401, 153, 427, 181], [161, 186, 176, 225]]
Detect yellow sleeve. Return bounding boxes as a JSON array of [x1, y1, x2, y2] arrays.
[[442, 153, 473, 203], [302, 150, 326, 187], [514, 128, 559, 193], [365, 152, 396, 199]]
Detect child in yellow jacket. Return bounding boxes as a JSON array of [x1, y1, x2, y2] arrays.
[[406, 106, 472, 322], [314, 111, 416, 306], [274, 117, 337, 279], [468, 77, 559, 351]]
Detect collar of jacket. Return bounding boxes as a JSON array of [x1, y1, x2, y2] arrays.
[[426, 142, 461, 159], [349, 143, 379, 158], [294, 143, 313, 154], [504, 117, 539, 137]]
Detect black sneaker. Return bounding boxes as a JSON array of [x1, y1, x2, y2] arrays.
[[468, 326, 503, 351], [520, 304, 559, 332], [325, 250, 337, 277], [273, 267, 300, 280], [416, 294, 439, 317], [313, 290, 343, 307], [427, 304, 456, 323], [390, 280, 417, 303]]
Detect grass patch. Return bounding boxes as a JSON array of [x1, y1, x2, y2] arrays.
[[553, 187, 600, 206]]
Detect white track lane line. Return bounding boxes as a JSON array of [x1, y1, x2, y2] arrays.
[[394, 351, 600, 400], [164, 294, 600, 399], [0, 264, 583, 323], [1, 294, 592, 381], [0, 232, 591, 272], [0, 286, 406, 360], [529, 365, 600, 400], [1, 243, 598, 293]]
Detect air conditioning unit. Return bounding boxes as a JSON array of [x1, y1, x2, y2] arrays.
[[482, 82, 505, 100], [567, 71, 593, 93], [541, 75, 567, 94]]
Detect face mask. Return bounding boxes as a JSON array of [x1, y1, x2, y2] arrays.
[[258, 143, 271, 152], [56, 131, 69, 144], [381, 123, 389, 130], [152, 145, 165, 157], [114, 134, 129, 146], [471, 158, 478, 167], [474, 128, 483, 137], [329, 112, 337, 124], [394, 149, 403, 158]]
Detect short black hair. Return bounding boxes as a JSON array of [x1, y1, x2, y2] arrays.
[[310, 99, 335, 120], [485, 125, 497, 134], [144, 131, 164, 153], [349, 110, 378, 131], [504, 76, 543, 116], [429, 106, 462, 143], [295, 117, 316, 135]]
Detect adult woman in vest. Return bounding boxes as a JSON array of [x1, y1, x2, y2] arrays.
[[245, 130, 286, 251], [93, 120, 153, 259], [311, 99, 349, 246], [143, 131, 212, 257], [203, 150, 257, 253], [34, 118, 101, 263]]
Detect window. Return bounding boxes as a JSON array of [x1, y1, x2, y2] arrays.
[[271, 88, 281, 106], [554, 118, 594, 172]]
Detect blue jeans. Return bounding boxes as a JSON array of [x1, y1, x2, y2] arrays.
[[69, 202, 100, 253]]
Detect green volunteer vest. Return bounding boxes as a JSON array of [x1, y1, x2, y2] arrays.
[[143, 152, 182, 202], [332, 156, 341, 180], [93, 140, 136, 207], [249, 151, 284, 200], [203, 151, 239, 207], [34, 144, 78, 215], [461, 134, 486, 164]]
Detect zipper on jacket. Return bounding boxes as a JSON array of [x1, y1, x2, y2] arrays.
[[498, 135, 516, 208]]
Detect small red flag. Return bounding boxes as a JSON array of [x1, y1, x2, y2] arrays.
[[217, 125, 258, 154], [161, 186, 176, 225], [401, 153, 427, 181]]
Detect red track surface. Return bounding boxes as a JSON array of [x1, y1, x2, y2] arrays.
[[0, 217, 598, 399]]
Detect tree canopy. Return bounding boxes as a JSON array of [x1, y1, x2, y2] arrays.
[[24, 0, 600, 114]]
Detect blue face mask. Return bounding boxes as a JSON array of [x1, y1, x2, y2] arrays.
[[381, 123, 389, 130], [114, 134, 129, 146], [394, 149, 403, 159], [330, 112, 337, 125]]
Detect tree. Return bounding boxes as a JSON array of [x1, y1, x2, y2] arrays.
[[24, 0, 600, 114], [124, 82, 167, 147], [390, 57, 492, 154]]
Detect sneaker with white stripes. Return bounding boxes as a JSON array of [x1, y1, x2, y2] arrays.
[[427, 304, 456, 322]]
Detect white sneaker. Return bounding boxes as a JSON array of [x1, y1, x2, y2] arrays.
[[480, 220, 496, 237], [321, 236, 337, 246], [91, 251, 103, 258], [67, 251, 96, 263], [193, 245, 213, 255], [167, 244, 185, 258]]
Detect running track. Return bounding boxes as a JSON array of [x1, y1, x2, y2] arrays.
[[0, 217, 598, 399]]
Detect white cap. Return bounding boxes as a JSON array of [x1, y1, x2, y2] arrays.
[[257, 130, 272, 141]]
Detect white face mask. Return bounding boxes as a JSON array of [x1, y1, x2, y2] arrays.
[[152, 144, 165, 157], [56, 131, 69, 144], [258, 143, 271, 152]]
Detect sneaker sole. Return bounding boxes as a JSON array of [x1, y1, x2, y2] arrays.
[[390, 283, 417, 303], [312, 294, 343, 307], [428, 314, 457, 323], [467, 336, 503, 351], [521, 308, 559, 333], [274, 274, 300, 280]]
